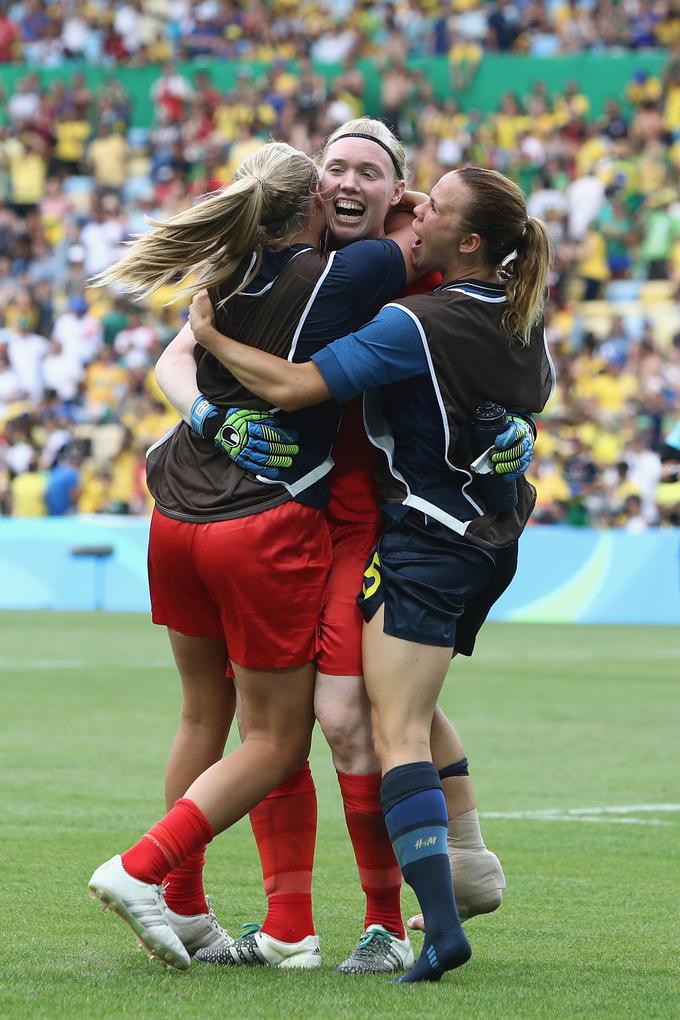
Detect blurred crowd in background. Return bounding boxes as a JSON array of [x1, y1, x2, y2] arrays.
[[2, 0, 680, 62], [1, 18, 679, 527]]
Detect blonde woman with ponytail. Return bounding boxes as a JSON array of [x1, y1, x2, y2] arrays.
[[88, 139, 423, 971], [184, 165, 556, 983], [96, 142, 326, 301]]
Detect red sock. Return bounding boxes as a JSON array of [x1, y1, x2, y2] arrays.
[[337, 771, 405, 939], [162, 848, 208, 916], [122, 798, 213, 886], [249, 761, 317, 942]]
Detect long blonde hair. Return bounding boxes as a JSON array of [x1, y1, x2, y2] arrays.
[[94, 142, 319, 302], [456, 167, 552, 344]]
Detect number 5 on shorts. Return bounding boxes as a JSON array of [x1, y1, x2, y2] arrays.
[[362, 550, 382, 600]]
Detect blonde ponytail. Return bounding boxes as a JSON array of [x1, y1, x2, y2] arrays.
[[93, 142, 319, 302], [455, 167, 551, 345], [502, 217, 552, 345]]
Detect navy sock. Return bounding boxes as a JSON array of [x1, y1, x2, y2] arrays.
[[382, 762, 471, 983]]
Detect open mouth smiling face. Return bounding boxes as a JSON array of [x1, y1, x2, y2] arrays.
[[333, 197, 367, 224], [320, 137, 401, 243]]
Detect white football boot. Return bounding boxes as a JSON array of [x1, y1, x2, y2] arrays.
[[88, 855, 190, 970], [194, 923, 321, 969], [164, 896, 233, 956], [336, 924, 414, 974]]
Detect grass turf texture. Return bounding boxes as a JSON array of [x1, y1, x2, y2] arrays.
[[1, 613, 678, 1019]]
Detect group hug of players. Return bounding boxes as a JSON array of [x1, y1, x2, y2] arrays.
[[87, 117, 554, 983]]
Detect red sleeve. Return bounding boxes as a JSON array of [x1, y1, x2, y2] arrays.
[[405, 271, 443, 295], [324, 272, 441, 524], [326, 397, 380, 524]]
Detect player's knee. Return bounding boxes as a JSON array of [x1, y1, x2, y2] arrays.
[[273, 736, 312, 781], [244, 727, 311, 782], [370, 707, 430, 766], [179, 682, 234, 731], [317, 698, 375, 771], [179, 701, 231, 736]]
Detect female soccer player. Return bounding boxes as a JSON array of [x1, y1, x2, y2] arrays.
[[158, 121, 520, 973], [186, 166, 555, 982], [87, 139, 419, 970]]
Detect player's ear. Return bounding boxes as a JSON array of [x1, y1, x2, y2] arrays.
[[389, 180, 406, 206], [459, 231, 481, 254], [306, 189, 326, 235]]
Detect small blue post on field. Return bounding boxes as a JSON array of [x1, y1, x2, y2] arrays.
[[69, 545, 114, 611]]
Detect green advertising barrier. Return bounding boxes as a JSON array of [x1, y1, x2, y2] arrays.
[[0, 53, 668, 130]]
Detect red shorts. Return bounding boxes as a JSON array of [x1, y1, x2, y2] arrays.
[[317, 515, 381, 677], [148, 503, 332, 670]]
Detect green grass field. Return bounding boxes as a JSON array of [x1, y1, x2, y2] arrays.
[[1, 613, 678, 1019]]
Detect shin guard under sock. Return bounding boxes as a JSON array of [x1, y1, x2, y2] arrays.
[[382, 762, 471, 982], [249, 761, 317, 941], [337, 771, 404, 938]]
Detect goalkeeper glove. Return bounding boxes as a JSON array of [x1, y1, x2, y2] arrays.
[[490, 414, 534, 481], [190, 397, 299, 480]]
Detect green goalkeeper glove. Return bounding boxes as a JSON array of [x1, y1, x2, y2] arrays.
[[190, 398, 299, 479], [490, 414, 534, 481]]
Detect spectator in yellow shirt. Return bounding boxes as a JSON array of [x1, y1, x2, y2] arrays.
[[577, 228, 610, 300], [86, 124, 130, 190], [529, 453, 571, 524], [662, 58, 680, 133], [449, 34, 482, 92], [78, 463, 112, 514], [84, 347, 129, 422], [10, 457, 46, 516], [9, 134, 47, 213], [106, 428, 139, 513], [578, 363, 638, 414], [53, 109, 91, 175], [493, 92, 529, 150], [3, 288, 40, 333]]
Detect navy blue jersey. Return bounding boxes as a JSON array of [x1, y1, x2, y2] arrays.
[[313, 278, 554, 534], [312, 299, 469, 519], [249, 239, 406, 507], [271, 239, 407, 360]]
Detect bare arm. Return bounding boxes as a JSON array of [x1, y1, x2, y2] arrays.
[[154, 321, 201, 423], [189, 292, 331, 412]]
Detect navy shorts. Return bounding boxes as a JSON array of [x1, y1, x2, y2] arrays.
[[357, 511, 518, 654]]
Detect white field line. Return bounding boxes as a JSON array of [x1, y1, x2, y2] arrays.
[[482, 804, 680, 827], [0, 658, 171, 671], [476, 648, 680, 663]]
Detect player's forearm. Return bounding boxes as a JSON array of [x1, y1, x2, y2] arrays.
[[155, 325, 200, 423], [400, 189, 429, 211], [199, 325, 331, 411]]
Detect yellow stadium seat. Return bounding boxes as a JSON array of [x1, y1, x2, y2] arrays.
[[641, 280, 676, 306], [646, 304, 680, 347], [575, 301, 621, 338]]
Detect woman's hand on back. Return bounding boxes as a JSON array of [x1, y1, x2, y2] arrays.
[[189, 290, 216, 345]]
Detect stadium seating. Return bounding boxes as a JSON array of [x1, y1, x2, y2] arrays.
[[0, 6, 678, 528]]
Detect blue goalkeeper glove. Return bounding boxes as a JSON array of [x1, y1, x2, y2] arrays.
[[190, 397, 299, 480], [490, 414, 534, 482]]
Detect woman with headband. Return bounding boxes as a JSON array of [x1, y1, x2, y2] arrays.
[[155, 121, 521, 974], [184, 166, 555, 982], [87, 138, 420, 971]]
